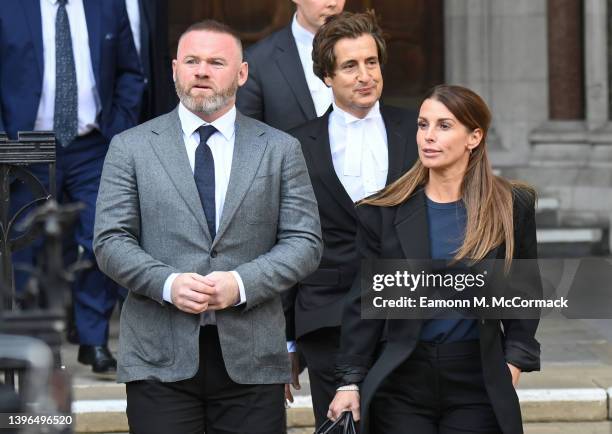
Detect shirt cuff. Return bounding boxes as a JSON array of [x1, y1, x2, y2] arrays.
[[287, 341, 297, 353], [163, 273, 179, 304], [231, 271, 246, 305]]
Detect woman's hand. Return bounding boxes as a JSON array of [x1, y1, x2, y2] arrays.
[[327, 390, 360, 422], [507, 363, 521, 387]]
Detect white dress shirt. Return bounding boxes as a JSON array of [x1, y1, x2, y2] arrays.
[[162, 104, 246, 318], [291, 14, 333, 117], [124, 0, 141, 56], [329, 101, 389, 202], [36, 0, 101, 136]]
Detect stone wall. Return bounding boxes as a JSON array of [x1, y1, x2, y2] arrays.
[[444, 0, 612, 251]]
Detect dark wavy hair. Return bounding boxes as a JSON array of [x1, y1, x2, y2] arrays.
[[312, 10, 387, 80]]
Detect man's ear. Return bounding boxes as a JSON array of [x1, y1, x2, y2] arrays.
[[237, 61, 248, 87]]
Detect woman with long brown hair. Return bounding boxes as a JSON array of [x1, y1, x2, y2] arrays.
[[327, 84, 541, 433]]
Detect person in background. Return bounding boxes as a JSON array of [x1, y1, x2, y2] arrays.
[[328, 85, 542, 434], [0, 0, 144, 374], [124, 0, 177, 121], [286, 11, 418, 429], [236, 0, 345, 132]]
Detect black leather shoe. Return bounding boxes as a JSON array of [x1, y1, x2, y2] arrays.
[[78, 345, 117, 374]]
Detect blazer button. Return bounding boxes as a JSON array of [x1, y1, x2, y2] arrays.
[[210, 250, 217, 258]]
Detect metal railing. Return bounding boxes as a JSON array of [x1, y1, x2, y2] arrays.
[[0, 132, 75, 433], [0, 131, 56, 311]]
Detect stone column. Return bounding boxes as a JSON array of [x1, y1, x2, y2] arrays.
[[444, 1, 494, 104], [445, 0, 548, 165], [547, 0, 584, 120], [444, 1, 502, 151], [584, 0, 609, 130]]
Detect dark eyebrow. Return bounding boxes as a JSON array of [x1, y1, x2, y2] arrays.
[[417, 117, 456, 123], [339, 59, 356, 67]]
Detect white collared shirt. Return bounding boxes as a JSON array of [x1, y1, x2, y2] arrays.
[[36, 0, 101, 136], [328, 101, 389, 202], [124, 0, 141, 56], [162, 103, 246, 316], [291, 14, 333, 117]]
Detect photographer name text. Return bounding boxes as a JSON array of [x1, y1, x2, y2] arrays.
[[372, 296, 568, 309]]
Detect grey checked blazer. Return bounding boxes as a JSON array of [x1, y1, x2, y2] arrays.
[[93, 108, 323, 384]]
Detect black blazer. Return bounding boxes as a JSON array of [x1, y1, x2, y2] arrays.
[[286, 105, 419, 340], [336, 188, 542, 434], [236, 25, 317, 132]]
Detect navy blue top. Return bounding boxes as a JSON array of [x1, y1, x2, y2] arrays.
[[419, 196, 479, 343]]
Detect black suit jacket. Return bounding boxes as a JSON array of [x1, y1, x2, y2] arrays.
[[138, 0, 176, 121], [236, 25, 317, 132], [336, 188, 542, 434], [286, 105, 419, 340]]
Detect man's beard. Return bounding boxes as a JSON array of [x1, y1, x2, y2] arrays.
[[175, 77, 238, 115]]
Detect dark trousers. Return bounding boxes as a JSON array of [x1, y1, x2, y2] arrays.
[[11, 131, 118, 345], [126, 326, 286, 434], [370, 340, 504, 434], [297, 327, 340, 429]]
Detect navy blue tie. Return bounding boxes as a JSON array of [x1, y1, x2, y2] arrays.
[[54, 0, 78, 147], [194, 125, 217, 239]]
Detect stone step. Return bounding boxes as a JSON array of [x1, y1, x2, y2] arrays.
[[530, 195, 610, 255], [524, 422, 612, 434], [537, 198, 561, 211], [495, 165, 612, 231], [537, 228, 603, 244], [294, 426, 612, 434], [462, 188, 608, 254], [536, 227, 608, 257], [535, 197, 561, 227], [70, 388, 612, 433]]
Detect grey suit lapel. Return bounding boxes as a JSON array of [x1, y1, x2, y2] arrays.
[[214, 112, 267, 245], [149, 109, 212, 242]]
